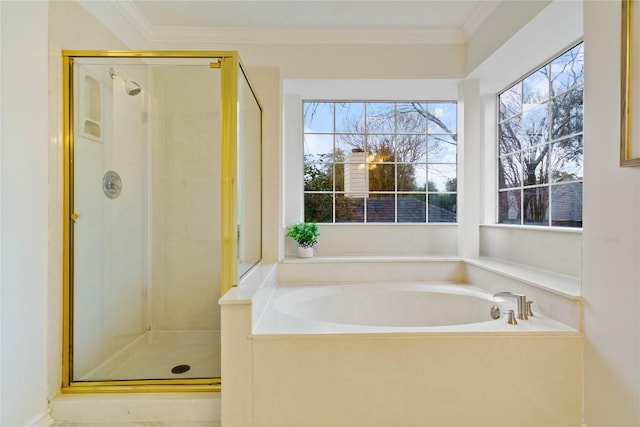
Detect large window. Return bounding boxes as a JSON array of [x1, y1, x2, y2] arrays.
[[303, 101, 457, 223], [498, 42, 583, 227]]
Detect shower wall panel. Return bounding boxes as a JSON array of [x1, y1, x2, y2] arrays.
[[104, 78, 148, 350], [150, 66, 221, 331]]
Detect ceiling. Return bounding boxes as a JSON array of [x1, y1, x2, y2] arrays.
[[112, 0, 502, 44]]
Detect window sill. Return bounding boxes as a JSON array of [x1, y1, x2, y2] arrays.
[[282, 254, 461, 264], [480, 223, 582, 234]]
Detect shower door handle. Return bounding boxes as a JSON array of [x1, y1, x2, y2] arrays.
[[71, 213, 79, 223]]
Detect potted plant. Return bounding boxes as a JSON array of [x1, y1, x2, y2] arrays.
[[286, 222, 320, 258]]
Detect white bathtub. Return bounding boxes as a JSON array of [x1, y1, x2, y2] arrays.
[[247, 282, 581, 426], [253, 282, 577, 335], [222, 267, 582, 426]]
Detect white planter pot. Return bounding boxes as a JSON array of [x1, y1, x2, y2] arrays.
[[297, 246, 314, 258]]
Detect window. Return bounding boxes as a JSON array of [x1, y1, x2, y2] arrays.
[[498, 42, 583, 227], [303, 101, 457, 223]]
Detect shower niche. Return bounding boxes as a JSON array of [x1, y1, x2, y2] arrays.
[[62, 51, 262, 391]]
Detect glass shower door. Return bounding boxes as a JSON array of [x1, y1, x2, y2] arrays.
[[70, 58, 222, 383]]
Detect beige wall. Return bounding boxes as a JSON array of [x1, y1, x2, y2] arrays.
[[155, 43, 466, 80], [1, 0, 137, 422], [1, 2, 50, 425], [583, 2, 640, 425]]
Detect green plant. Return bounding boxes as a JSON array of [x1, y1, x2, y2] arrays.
[[286, 222, 320, 248]]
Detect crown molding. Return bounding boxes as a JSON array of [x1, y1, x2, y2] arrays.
[[76, 0, 150, 48], [462, 1, 502, 38], [108, 0, 474, 45], [147, 26, 465, 45], [110, 0, 154, 42]]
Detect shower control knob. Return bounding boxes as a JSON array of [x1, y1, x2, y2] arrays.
[[103, 170, 122, 199]]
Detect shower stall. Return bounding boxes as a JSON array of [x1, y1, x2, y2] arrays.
[[62, 51, 262, 391]]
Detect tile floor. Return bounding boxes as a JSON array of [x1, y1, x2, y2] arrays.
[[51, 423, 220, 427]]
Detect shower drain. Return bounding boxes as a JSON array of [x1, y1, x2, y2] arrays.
[[171, 364, 191, 374]]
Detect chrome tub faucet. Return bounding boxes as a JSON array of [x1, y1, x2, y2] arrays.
[[494, 291, 528, 321]]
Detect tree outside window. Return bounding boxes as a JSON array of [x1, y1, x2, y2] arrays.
[[498, 42, 583, 227]]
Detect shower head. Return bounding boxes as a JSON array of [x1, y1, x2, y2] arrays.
[[109, 67, 142, 96], [124, 81, 142, 96]]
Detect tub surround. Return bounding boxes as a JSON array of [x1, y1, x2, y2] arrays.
[[220, 258, 582, 427], [279, 255, 465, 284], [251, 334, 581, 427], [279, 254, 579, 294], [220, 263, 278, 427], [220, 262, 278, 329]]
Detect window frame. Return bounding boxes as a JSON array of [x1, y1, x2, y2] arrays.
[[496, 41, 584, 228], [302, 99, 458, 224]]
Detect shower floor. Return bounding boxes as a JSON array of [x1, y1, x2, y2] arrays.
[[80, 330, 221, 381]]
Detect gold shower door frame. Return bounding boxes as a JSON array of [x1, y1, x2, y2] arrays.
[[62, 50, 246, 393]]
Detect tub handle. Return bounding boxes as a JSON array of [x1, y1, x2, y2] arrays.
[[527, 301, 534, 317], [490, 305, 501, 320], [505, 310, 518, 325]]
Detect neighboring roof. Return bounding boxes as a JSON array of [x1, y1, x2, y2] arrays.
[[336, 195, 456, 223]]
